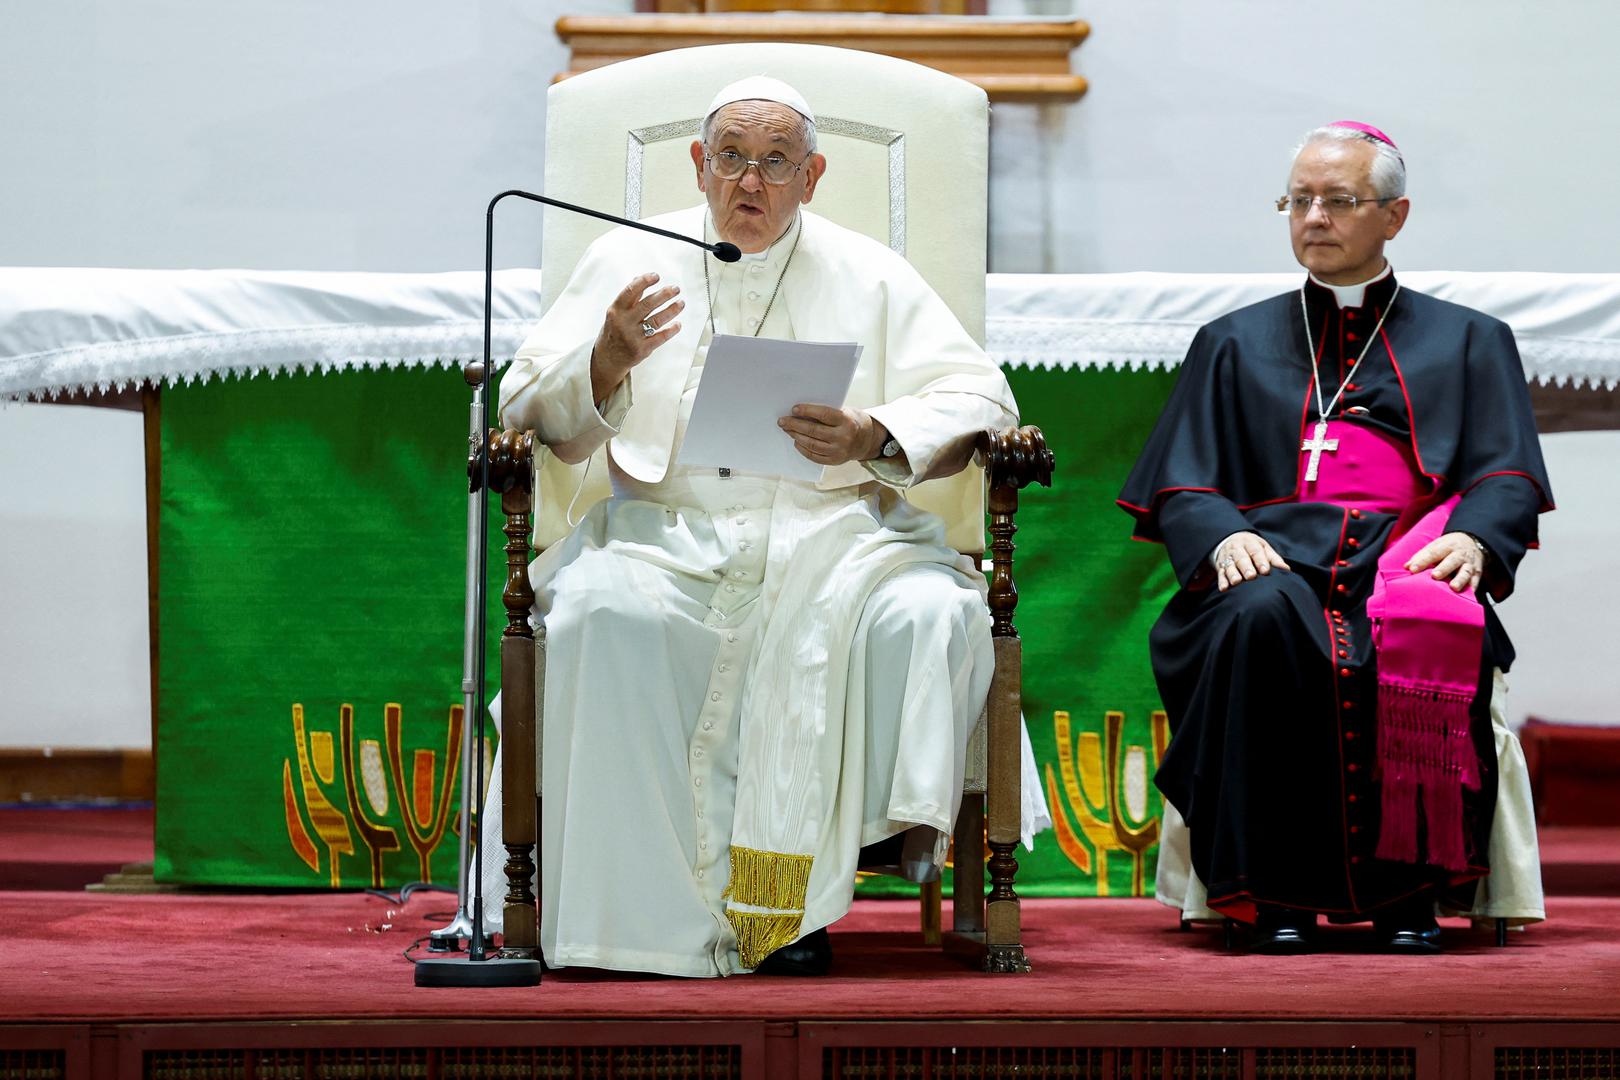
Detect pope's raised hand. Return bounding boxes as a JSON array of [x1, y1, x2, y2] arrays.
[[778, 404, 887, 467], [591, 273, 683, 403], [1213, 531, 1292, 593], [1405, 531, 1486, 593]]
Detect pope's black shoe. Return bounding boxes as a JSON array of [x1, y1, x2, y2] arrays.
[[1250, 904, 1315, 955], [1375, 899, 1443, 955], [753, 927, 832, 976]]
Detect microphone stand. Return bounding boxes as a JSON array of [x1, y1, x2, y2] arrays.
[[413, 190, 737, 988], [425, 376, 494, 956]]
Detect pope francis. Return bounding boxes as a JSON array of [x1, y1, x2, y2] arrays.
[[486, 76, 1018, 977]]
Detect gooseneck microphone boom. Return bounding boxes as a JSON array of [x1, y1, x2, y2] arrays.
[[413, 189, 734, 990], [492, 189, 743, 264]]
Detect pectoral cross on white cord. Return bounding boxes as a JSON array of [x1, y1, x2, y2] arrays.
[[1301, 420, 1339, 483]]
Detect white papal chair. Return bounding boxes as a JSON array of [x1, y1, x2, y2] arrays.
[[474, 42, 1052, 972]]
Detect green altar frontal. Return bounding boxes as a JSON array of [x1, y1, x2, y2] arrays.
[[153, 363, 1181, 896]]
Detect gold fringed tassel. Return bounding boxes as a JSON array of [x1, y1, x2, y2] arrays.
[[728, 909, 805, 970], [725, 846, 813, 909], [724, 847, 815, 969]]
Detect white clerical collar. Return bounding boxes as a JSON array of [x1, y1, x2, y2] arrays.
[[707, 213, 801, 269], [1310, 261, 1392, 309]]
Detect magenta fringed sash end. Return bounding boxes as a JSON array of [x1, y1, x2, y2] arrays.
[[1373, 684, 1480, 871], [1367, 496, 1486, 873]]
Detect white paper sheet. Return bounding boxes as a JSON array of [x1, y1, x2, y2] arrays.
[[676, 334, 862, 482]]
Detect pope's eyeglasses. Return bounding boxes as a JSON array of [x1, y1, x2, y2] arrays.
[[1277, 193, 1393, 217], [705, 148, 807, 185]]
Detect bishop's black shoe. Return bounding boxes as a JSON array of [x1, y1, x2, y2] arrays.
[[753, 927, 832, 976], [1250, 904, 1315, 955], [1374, 898, 1443, 955]]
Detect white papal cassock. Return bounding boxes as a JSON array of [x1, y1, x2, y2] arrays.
[[481, 205, 1017, 977]]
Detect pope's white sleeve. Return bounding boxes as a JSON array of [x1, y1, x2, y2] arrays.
[[861, 258, 1019, 489], [498, 335, 631, 464], [495, 235, 635, 464]]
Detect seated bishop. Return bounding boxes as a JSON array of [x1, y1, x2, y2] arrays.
[[1118, 122, 1554, 954], [491, 77, 1018, 977]]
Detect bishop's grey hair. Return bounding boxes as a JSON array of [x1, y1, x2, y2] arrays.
[[1292, 125, 1407, 200], [702, 104, 818, 155]]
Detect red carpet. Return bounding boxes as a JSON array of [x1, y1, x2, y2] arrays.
[[2, 802, 1619, 1025], [0, 890, 1615, 1024], [0, 804, 153, 891], [5, 807, 1620, 1079]]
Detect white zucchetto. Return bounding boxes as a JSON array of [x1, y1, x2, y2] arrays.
[[703, 76, 815, 125]]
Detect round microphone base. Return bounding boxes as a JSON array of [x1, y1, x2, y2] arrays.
[[414, 954, 542, 988]]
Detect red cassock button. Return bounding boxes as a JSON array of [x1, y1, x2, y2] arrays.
[[1337, 559, 1349, 567], [1351, 509, 1363, 519], [1346, 333, 1359, 342], [1351, 856, 1363, 864], [1336, 584, 1348, 593], [1344, 731, 1356, 741], [1331, 608, 1342, 616], [1348, 793, 1359, 803], [1347, 763, 1360, 773], [1343, 701, 1355, 709], [1346, 311, 1357, 320], [1348, 538, 1360, 547], [1340, 668, 1353, 677], [1338, 649, 1349, 658], [1350, 825, 1362, 834]]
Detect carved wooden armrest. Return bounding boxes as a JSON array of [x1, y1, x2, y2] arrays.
[[977, 424, 1054, 495], [976, 425, 1052, 640]]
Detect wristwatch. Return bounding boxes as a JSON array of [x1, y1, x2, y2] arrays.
[[879, 435, 901, 458]]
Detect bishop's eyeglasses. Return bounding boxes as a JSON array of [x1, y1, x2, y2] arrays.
[[1276, 193, 1393, 217], [705, 148, 809, 185]]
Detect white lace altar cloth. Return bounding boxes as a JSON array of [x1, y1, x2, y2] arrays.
[[4, 268, 1618, 400]]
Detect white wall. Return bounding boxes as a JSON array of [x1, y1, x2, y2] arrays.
[[3, 1, 1617, 274], [0, 0, 618, 273], [988, 0, 1620, 273], [2, 0, 1616, 750], [1501, 432, 1620, 729], [0, 403, 151, 749]]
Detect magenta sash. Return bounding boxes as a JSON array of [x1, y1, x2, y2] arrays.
[[1299, 423, 1484, 872], [1365, 497, 1484, 872]]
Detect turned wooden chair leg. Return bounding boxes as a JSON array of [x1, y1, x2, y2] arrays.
[[498, 485, 539, 960], [920, 879, 942, 945], [952, 793, 986, 936]]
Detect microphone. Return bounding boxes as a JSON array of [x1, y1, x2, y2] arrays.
[[490, 189, 741, 263], [414, 187, 733, 989]]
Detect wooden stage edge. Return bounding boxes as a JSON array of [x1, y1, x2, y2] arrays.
[[0, 748, 153, 803], [4, 1017, 1619, 1079]]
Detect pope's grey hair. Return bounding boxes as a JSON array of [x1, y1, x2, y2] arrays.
[[701, 103, 818, 155], [1291, 125, 1406, 200]]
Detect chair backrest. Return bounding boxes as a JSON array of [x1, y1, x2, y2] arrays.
[[535, 42, 989, 552]]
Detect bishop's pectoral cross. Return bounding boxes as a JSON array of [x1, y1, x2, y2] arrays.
[[1301, 420, 1339, 483]]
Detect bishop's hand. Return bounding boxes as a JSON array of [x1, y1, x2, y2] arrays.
[[591, 273, 683, 403], [1405, 531, 1487, 593], [1213, 531, 1292, 592]]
